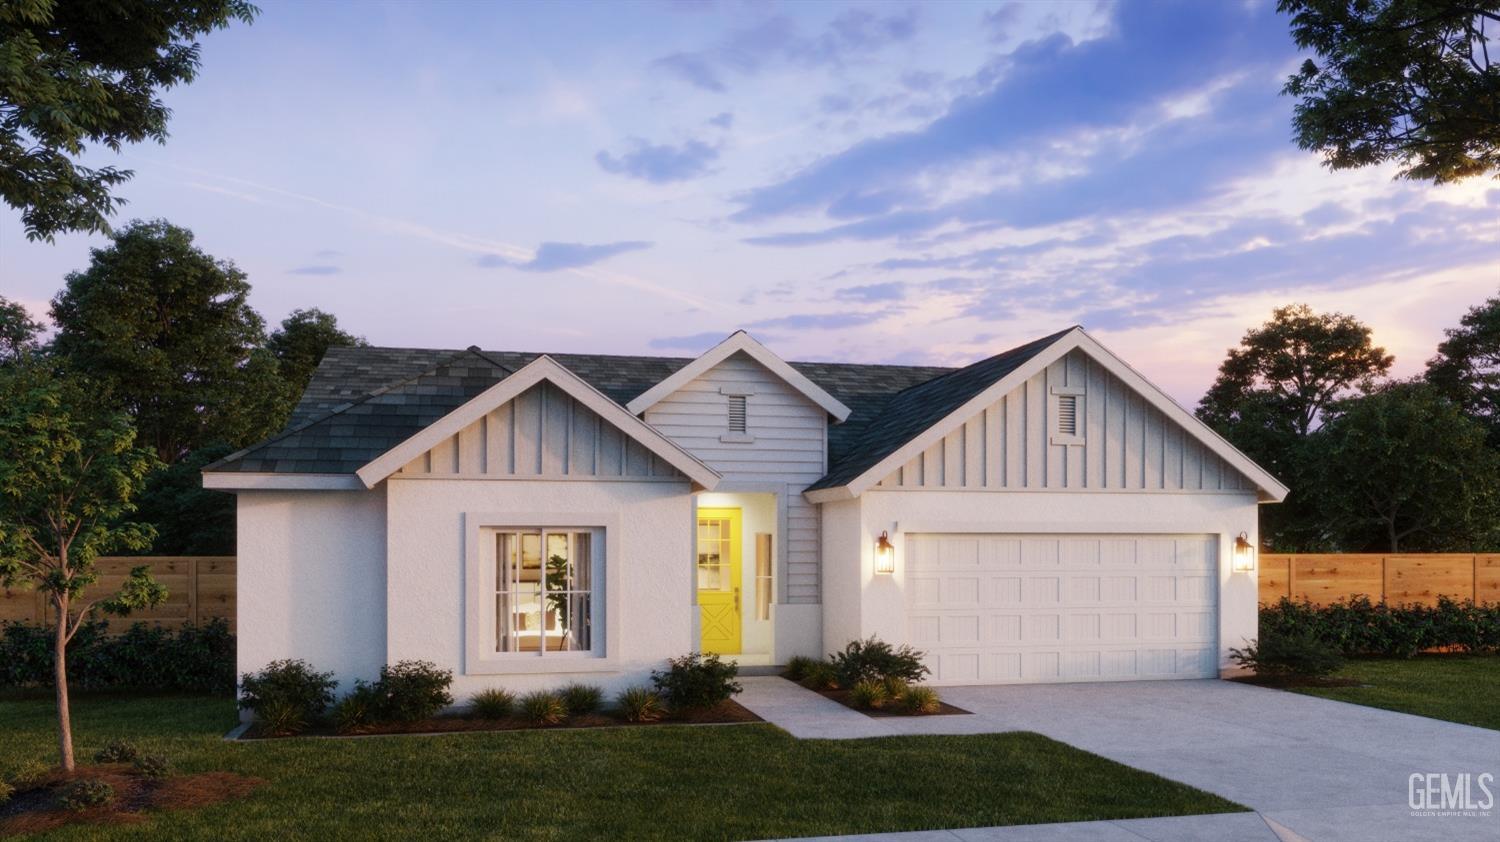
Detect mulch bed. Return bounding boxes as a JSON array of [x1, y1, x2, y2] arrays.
[[241, 698, 760, 739], [1229, 674, 1364, 689], [814, 688, 971, 718], [0, 765, 264, 837]]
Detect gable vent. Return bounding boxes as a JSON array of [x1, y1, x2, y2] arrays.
[[727, 394, 748, 434], [1057, 394, 1079, 437]]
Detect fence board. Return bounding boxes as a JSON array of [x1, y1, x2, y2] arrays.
[[0, 557, 236, 633], [1260, 553, 1495, 607]]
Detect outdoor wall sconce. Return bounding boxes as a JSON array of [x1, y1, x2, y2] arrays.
[[1232, 532, 1256, 573], [874, 531, 895, 574]]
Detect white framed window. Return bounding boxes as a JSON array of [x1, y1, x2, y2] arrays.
[[1049, 385, 1085, 446], [492, 528, 600, 656]]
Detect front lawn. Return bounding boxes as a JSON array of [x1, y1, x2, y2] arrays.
[[0, 694, 1243, 840], [1290, 654, 1500, 730]]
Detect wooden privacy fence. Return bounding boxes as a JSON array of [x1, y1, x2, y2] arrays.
[[1260, 553, 1500, 607], [0, 557, 235, 632]]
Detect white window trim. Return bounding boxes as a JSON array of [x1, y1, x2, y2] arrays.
[[1049, 385, 1085, 447], [464, 511, 623, 675]]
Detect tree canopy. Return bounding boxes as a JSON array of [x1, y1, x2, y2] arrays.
[[1426, 293, 1500, 443], [1198, 303, 1393, 437], [0, 295, 43, 363], [1198, 304, 1392, 552], [1312, 381, 1500, 552], [49, 219, 292, 462], [0, 0, 257, 241], [1280, 0, 1500, 183], [267, 307, 367, 410]]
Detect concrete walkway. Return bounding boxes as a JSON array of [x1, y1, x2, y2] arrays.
[[735, 677, 1499, 842]]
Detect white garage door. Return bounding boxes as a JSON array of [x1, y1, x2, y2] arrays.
[[905, 533, 1218, 685]]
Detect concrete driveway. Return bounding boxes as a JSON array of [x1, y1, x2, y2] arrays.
[[737, 677, 1499, 842]]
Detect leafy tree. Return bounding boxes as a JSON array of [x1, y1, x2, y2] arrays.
[[1426, 293, 1500, 443], [1199, 304, 1394, 436], [0, 366, 165, 770], [131, 444, 236, 555], [0, 295, 44, 363], [267, 308, 366, 406], [1311, 382, 1500, 552], [1198, 304, 1393, 551], [50, 219, 293, 462], [0, 0, 257, 241], [1280, 0, 1500, 183]]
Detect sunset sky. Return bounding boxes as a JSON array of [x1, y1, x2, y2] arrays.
[[3, 0, 1497, 405]]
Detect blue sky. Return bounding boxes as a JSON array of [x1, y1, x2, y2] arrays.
[[2, 0, 1497, 403]]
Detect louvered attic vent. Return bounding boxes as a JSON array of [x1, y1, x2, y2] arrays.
[[1057, 393, 1079, 437], [727, 394, 748, 434]]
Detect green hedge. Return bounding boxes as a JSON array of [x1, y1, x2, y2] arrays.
[[1260, 596, 1500, 658], [0, 618, 235, 694]]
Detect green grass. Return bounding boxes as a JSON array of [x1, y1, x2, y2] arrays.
[[0, 694, 1243, 840], [1290, 654, 1500, 730]]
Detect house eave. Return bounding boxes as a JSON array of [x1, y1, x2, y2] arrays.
[[201, 472, 367, 491]]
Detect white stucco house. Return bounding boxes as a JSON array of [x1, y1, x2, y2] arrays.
[[203, 327, 1286, 700]]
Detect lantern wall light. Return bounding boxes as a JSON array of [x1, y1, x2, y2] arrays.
[[874, 531, 895, 574], [1232, 532, 1256, 573]]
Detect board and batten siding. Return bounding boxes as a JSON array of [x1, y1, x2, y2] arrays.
[[876, 349, 1255, 493], [395, 381, 685, 480], [643, 352, 826, 604]]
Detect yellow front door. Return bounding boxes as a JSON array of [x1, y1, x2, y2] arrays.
[[697, 508, 742, 655]]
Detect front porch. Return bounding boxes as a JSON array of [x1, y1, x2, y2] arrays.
[[693, 490, 821, 666]]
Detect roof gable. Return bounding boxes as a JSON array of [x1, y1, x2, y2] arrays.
[[625, 332, 852, 421], [806, 328, 1288, 503], [205, 349, 511, 476], [356, 356, 720, 490]]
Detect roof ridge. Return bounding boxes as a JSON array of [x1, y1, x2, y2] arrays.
[[343, 344, 960, 374], [202, 347, 509, 473], [882, 326, 1078, 400]]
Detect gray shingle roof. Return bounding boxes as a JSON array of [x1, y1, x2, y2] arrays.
[[805, 327, 1078, 491], [208, 331, 1073, 488]]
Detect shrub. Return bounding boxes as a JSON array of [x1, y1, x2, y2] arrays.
[[560, 683, 603, 716], [0, 781, 12, 805], [257, 699, 309, 737], [469, 688, 516, 719], [1259, 596, 1500, 658], [898, 686, 942, 715], [616, 687, 665, 723], [239, 659, 336, 734], [94, 739, 139, 764], [59, 778, 114, 811], [0, 618, 235, 694], [830, 637, 930, 687], [848, 679, 888, 710], [520, 690, 568, 726], [1230, 629, 1345, 678], [373, 660, 453, 722], [332, 680, 381, 734], [881, 676, 910, 699], [5, 759, 49, 789], [652, 652, 741, 710], [799, 660, 840, 691], [782, 655, 820, 682], [133, 754, 169, 779]]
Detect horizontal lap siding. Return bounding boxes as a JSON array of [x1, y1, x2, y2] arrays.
[[876, 350, 1254, 493], [395, 381, 681, 481], [645, 353, 826, 604]]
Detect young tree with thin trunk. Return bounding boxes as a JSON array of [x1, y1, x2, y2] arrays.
[[0, 365, 164, 770]]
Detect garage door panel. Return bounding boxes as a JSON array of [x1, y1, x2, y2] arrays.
[[907, 533, 1218, 685]]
